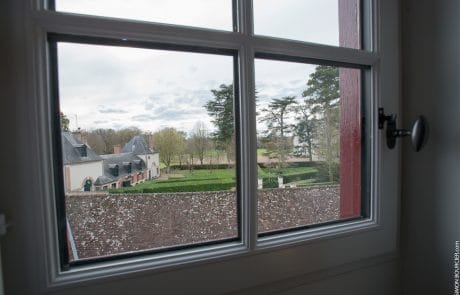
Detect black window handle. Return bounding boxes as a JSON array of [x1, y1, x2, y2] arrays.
[[378, 108, 429, 152]]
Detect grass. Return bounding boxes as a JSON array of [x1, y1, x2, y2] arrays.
[[111, 169, 236, 193], [110, 165, 326, 194], [257, 148, 268, 156], [262, 166, 316, 174]]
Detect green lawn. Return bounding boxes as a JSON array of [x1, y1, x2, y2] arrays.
[[259, 166, 317, 175], [110, 166, 321, 194], [257, 148, 268, 156], [111, 169, 236, 193]]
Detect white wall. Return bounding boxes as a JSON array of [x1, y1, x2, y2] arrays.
[[138, 153, 160, 178], [69, 161, 103, 191], [401, 0, 460, 293]]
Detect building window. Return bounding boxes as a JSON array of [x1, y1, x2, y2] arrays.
[[54, 0, 234, 32], [255, 59, 364, 235], [52, 0, 368, 266], [36, 0, 399, 290], [54, 39, 240, 262]]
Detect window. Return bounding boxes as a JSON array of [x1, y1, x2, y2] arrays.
[[53, 0, 234, 31], [255, 59, 365, 235], [10, 0, 401, 293], [253, 0, 360, 48], [55, 40, 239, 261], [49, 0, 370, 265]]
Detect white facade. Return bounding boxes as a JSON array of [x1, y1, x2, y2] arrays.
[[67, 160, 104, 191], [138, 152, 160, 179]]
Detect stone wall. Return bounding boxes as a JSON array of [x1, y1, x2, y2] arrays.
[[66, 185, 339, 260]]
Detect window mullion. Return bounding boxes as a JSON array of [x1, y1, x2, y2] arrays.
[[238, 44, 257, 250], [235, 0, 254, 35], [236, 0, 257, 250]]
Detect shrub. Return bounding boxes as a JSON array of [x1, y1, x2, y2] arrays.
[[169, 163, 235, 171], [109, 180, 235, 194], [283, 171, 317, 183], [261, 176, 278, 188], [257, 161, 319, 169], [315, 162, 340, 183]]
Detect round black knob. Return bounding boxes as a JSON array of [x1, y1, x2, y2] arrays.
[[410, 116, 428, 152]]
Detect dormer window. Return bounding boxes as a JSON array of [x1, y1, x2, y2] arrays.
[[75, 144, 87, 157], [108, 164, 119, 177], [123, 162, 132, 174], [133, 159, 142, 170]]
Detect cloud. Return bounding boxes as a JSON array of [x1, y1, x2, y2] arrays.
[[131, 114, 156, 122], [98, 106, 128, 114], [93, 120, 109, 124], [189, 66, 198, 74]]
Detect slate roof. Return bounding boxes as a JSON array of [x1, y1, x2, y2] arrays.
[[65, 186, 339, 260], [61, 132, 103, 165], [121, 135, 155, 155], [99, 153, 146, 183], [93, 175, 115, 186]]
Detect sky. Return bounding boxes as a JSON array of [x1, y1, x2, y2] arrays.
[[56, 0, 343, 135]]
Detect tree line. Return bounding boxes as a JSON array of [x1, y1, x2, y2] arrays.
[[61, 65, 340, 181], [199, 65, 340, 182]]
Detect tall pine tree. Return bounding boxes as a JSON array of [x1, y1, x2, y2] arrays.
[[302, 65, 340, 182]]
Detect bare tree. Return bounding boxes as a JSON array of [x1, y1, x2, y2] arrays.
[[190, 121, 210, 165], [152, 127, 186, 173]]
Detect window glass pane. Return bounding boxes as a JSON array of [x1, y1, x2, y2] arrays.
[[255, 58, 363, 235], [253, 0, 361, 49], [54, 0, 233, 31], [57, 42, 238, 262]]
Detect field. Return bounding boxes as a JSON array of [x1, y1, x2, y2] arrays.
[[110, 163, 333, 194]]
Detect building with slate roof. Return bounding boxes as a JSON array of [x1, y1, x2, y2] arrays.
[[62, 132, 160, 192]]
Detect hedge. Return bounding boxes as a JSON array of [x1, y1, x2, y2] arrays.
[[168, 163, 235, 171], [283, 170, 317, 183], [110, 181, 235, 194], [257, 161, 320, 169], [261, 177, 278, 188], [260, 170, 317, 188]]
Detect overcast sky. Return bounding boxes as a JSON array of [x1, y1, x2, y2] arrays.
[[57, 0, 341, 135]]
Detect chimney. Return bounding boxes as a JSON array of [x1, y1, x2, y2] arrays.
[[113, 144, 121, 154], [72, 127, 89, 145], [72, 127, 83, 142]]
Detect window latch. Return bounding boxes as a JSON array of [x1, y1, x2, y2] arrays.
[[378, 108, 428, 151]]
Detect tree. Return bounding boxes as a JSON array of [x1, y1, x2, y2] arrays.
[[152, 127, 185, 173], [85, 127, 143, 154], [302, 65, 340, 182], [85, 132, 107, 154], [258, 96, 297, 169], [190, 121, 210, 165], [116, 127, 143, 148], [60, 112, 70, 131], [175, 131, 187, 169], [294, 99, 318, 161], [204, 84, 235, 162]]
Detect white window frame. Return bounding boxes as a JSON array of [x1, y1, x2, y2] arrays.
[[6, 0, 400, 293]]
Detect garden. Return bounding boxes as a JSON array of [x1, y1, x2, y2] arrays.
[[109, 161, 335, 194]]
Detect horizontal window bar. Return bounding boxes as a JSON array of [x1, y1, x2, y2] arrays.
[[48, 33, 238, 56], [34, 10, 377, 67], [33, 10, 243, 50], [253, 36, 378, 67]]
